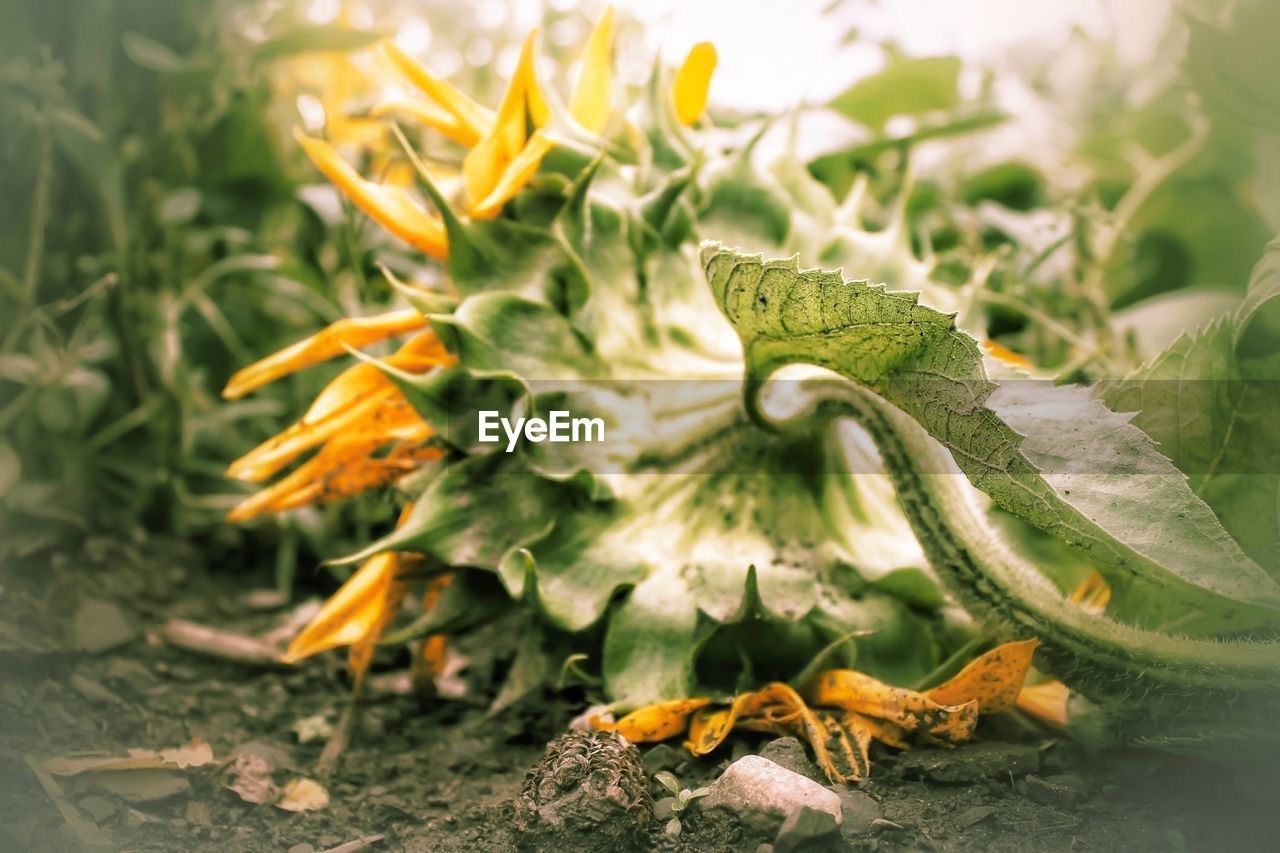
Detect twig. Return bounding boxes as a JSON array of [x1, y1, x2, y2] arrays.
[[161, 619, 290, 668], [319, 834, 385, 853], [315, 685, 365, 777]]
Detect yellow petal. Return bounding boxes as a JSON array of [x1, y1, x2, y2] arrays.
[[371, 99, 473, 147], [569, 7, 614, 134], [223, 309, 428, 400], [296, 130, 447, 258], [592, 698, 712, 742], [1070, 570, 1111, 613], [462, 29, 548, 208], [468, 130, 557, 219], [381, 42, 494, 145], [802, 669, 979, 743], [925, 639, 1040, 713], [982, 339, 1034, 370], [282, 552, 401, 662], [1015, 680, 1071, 728], [673, 42, 716, 126]]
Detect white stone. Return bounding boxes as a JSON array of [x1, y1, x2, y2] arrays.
[[701, 755, 843, 833]]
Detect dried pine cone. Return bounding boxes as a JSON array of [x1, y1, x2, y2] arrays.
[[514, 730, 653, 851]]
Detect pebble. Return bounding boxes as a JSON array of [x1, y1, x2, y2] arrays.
[[897, 742, 1041, 784], [956, 805, 997, 827], [759, 737, 825, 784], [72, 600, 138, 653], [1023, 774, 1085, 807], [701, 756, 843, 834], [774, 805, 840, 852], [828, 786, 880, 839]]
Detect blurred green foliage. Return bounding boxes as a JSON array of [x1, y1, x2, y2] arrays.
[[0, 0, 402, 567]]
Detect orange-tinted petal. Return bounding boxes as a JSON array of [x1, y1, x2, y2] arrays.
[[226, 417, 438, 522], [569, 7, 614, 134], [223, 309, 428, 400], [381, 42, 494, 145], [411, 573, 454, 698], [592, 698, 713, 742], [803, 669, 979, 743], [673, 42, 716, 126], [925, 639, 1040, 713], [296, 130, 448, 258], [282, 552, 401, 663], [983, 339, 1034, 370]]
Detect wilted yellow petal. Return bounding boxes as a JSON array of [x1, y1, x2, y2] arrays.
[[223, 309, 427, 400], [592, 698, 712, 742], [468, 130, 557, 219], [411, 573, 454, 698], [296, 130, 447, 258], [569, 7, 614, 134], [227, 332, 451, 483], [381, 42, 494, 145], [925, 639, 1040, 713], [803, 669, 979, 743], [1015, 680, 1070, 728], [817, 710, 871, 783], [462, 29, 548, 209], [282, 552, 401, 662], [225, 415, 436, 522], [673, 42, 716, 126]]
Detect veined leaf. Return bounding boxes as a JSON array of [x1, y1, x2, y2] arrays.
[[702, 243, 1280, 634], [1102, 238, 1280, 574]]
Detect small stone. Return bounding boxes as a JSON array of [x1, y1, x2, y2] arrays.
[[956, 805, 996, 827], [286, 845, 316, 853], [701, 756, 843, 835], [828, 786, 880, 839], [898, 742, 1041, 784], [774, 805, 839, 852], [759, 737, 824, 784], [755, 845, 774, 853], [77, 796, 118, 823], [1023, 774, 1084, 807], [72, 600, 138, 653]]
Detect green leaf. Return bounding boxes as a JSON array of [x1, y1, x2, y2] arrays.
[[252, 26, 388, 63], [702, 243, 1280, 634], [1185, 2, 1280, 132], [1102, 239, 1280, 575], [829, 56, 962, 130], [121, 32, 213, 76]]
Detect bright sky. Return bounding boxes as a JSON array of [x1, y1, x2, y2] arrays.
[[613, 0, 1173, 110]]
